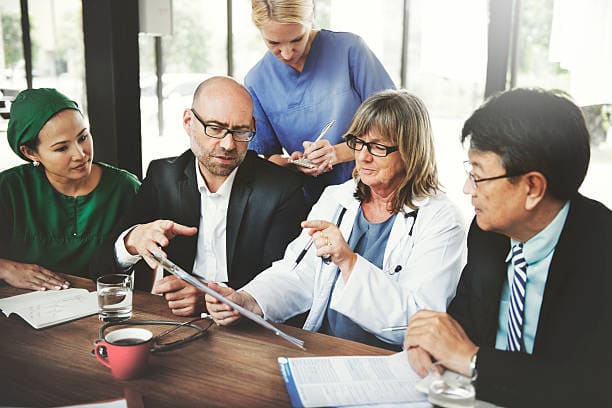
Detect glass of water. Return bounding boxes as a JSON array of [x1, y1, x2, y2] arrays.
[[428, 361, 477, 408], [96, 274, 133, 321]]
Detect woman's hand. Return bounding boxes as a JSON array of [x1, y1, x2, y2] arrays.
[[301, 220, 357, 278], [300, 140, 335, 176], [0, 258, 70, 291], [204, 283, 263, 326]]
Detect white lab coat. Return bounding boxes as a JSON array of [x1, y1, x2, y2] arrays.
[[241, 179, 466, 345]]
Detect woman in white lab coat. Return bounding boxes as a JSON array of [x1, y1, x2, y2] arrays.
[[206, 89, 466, 350]]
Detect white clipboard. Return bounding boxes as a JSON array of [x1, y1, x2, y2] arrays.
[[151, 253, 305, 349]]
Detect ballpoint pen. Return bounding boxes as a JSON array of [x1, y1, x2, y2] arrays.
[[289, 206, 347, 271], [381, 325, 409, 332], [313, 119, 336, 142], [289, 238, 323, 271]]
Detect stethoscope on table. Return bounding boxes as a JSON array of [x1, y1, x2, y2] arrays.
[[92, 315, 214, 357]]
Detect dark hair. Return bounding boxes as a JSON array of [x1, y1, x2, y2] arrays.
[[23, 137, 40, 152], [348, 89, 440, 212], [461, 88, 590, 200]]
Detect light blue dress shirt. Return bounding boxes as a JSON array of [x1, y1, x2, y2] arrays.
[[245, 29, 395, 204], [495, 201, 570, 353]]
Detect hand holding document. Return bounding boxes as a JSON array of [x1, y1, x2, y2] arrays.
[[151, 253, 305, 349]]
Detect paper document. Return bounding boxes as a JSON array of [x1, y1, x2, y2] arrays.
[[0, 288, 98, 329], [277, 351, 428, 407]]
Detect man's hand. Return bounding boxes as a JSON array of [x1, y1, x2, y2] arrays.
[[406, 346, 435, 378], [404, 310, 479, 376], [124, 220, 197, 268], [205, 282, 263, 326], [152, 275, 204, 316], [0, 258, 70, 291]]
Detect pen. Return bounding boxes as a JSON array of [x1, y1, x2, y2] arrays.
[[290, 239, 315, 271], [314, 119, 336, 142], [381, 325, 408, 332], [289, 238, 332, 271], [284, 119, 335, 159], [289, 206, 347, 271]]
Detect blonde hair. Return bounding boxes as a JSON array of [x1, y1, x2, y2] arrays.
[[251, 0, 314, 28], [347, 89, 440, 212]]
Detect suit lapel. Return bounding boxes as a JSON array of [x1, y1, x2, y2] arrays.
[[225, 153, 255, 276], [533, 196, 581, 352], [178, 156, 201, 270], [481, 256, 508, 344], [179, 157, 201, 228], [471, 221, 509, 344]]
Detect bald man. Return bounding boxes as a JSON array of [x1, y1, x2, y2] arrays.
[[91, 76, 307, 316]]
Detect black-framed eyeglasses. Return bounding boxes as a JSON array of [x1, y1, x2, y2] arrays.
[[463, 161, 524, 190], [345, 134, 399, 157], [190, 108, 255, 142]]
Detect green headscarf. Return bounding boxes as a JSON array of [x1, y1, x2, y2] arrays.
[[7, 88, 80, 161]]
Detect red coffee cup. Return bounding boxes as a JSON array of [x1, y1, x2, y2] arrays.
[[94, 327, 153, 380]]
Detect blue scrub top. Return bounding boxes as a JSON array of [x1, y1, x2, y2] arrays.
[[245, 29, 396, 204]]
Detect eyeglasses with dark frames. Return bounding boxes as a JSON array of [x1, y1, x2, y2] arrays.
[[345, 134, 399, 157], [463, 161, 524, 190], [190, 108, 255, 142]]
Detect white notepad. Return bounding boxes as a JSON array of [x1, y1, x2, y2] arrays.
[[0, 288, 98, 329]]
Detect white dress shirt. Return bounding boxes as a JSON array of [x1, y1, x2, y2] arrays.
[[114, 160, 238, 283], [191, 160, 237, 282]]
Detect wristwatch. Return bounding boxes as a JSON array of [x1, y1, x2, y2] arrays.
[[469, 352, 478, 379]]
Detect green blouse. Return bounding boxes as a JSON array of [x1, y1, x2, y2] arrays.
[[0, 162, 140, 277]]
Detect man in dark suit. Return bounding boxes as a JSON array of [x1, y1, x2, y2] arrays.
[[92, 76, 307, 316], [404, 88, 611, 407]]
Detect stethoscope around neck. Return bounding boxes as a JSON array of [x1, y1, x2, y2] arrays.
[[386, 209, 418, 276]]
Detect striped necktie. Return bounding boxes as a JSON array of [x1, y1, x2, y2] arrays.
[[507, 243, 527, 352]]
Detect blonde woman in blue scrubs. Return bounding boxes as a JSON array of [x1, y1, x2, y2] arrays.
[[246, 0, 395, 205]]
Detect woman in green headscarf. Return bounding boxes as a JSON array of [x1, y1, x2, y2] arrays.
[[0, 88, 140, 290]]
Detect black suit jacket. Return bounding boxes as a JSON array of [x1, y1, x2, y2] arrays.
[[449, 194, 612, 407], [91, 150, 307, 290]]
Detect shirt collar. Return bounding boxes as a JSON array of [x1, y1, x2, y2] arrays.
[[194, 159, 238, 198], [506, 200, 571, 265]]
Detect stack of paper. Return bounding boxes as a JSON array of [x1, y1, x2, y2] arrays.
[[0, 288, 98, 329], [277, 351, 429, 407]]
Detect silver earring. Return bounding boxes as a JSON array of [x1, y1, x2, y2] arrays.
[[32, 161, 40, 167]]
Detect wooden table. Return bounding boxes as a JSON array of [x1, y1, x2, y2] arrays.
[[0, 275, 392, 407]]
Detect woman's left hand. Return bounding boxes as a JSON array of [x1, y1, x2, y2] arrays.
[[302, 219, 357, 277]]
